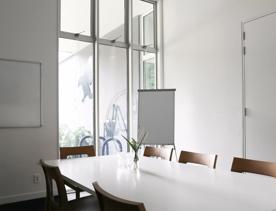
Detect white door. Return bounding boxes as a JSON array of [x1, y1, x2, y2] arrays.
[[244, 12, 276, 162]]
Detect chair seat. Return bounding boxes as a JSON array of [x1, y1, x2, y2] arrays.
[[66, 195, 99, 211]]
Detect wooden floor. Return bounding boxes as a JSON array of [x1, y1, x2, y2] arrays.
[[0, 198, 45, 211]]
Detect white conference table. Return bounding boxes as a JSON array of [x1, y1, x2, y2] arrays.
[[46, 154, 276, 211]]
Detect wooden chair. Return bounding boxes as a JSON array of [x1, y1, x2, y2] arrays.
[[143, 146, 173, 161], [231, 157, 276, 178], [60, 146, 95, 159], [59, 146, 96, 199], [40, 159, 99, 211], [178, 150, 218, 169], [93, 182, 146, 211]]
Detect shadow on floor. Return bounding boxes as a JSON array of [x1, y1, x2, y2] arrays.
[[0, 198, 45, 211]]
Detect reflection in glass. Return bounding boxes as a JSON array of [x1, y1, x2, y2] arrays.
[[99, 45, 128, 155], [59, 38, 93, 147], [60, 0, 91, 36], [132, 0, 154, 46], [143, 55, 156, 89], [99, 0, 125, 42], [143, 12, 154, 47]]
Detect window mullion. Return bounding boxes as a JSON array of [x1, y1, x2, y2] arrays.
[[98, 39, 128, 48], [59, 31, 93, 43], [156, 0, 163, 88], [126, 0, 132, 147], [132, 45, 157, 53], [93, 0, 100, 155]]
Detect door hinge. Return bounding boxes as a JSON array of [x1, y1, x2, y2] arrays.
[[243, 46, 246, 55], [244, 107, 247, 116], [243, 32, 246, 40]]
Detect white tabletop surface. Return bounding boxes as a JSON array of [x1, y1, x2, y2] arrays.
[[46, 154, 276, 211]]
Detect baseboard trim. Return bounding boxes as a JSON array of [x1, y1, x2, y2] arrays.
[[0, 191, 45, 205]]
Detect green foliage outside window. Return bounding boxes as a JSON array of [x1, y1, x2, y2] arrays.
[[59, 125, 92, 147], [143, 59, 155, 89]]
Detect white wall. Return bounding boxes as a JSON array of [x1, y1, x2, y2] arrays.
[[163, 0, 276, 169], [0, 0, 58, 204]]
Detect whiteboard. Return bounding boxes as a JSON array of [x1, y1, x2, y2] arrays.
[[138, 89, 175, 145], [0, 58, 41, 127]]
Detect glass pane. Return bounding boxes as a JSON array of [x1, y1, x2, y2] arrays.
[[132, 51, 156, 141], [60, 0, 91, 36], [99, 45, 128, 155], [59, 38, 93, 147], [133, 0, 154, 46], [99, 0, 125, 42], [143, 12, 154, 47], [143, 54, 156, 89]]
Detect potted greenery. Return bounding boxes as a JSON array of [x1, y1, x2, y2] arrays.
[[122, 130, 148, 169]]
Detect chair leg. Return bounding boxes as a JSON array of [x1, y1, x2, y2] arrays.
[[76, 191, 80, 199]]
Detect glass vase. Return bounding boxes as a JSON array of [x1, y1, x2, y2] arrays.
[[133, 151, 139, 170]]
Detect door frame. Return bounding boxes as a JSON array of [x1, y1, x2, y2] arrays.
[[241, 11, 276, 158]]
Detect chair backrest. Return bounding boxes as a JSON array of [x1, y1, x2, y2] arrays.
[[231, 157, 276, 178], [60, 146, 95, 159], [40, 160, 68, 211], [178, 150, 218, 169], [93, 182, 146, 211], [143, 146, 173, 161]]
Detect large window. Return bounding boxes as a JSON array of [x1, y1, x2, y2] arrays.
[[59, 0, 160, 154]]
